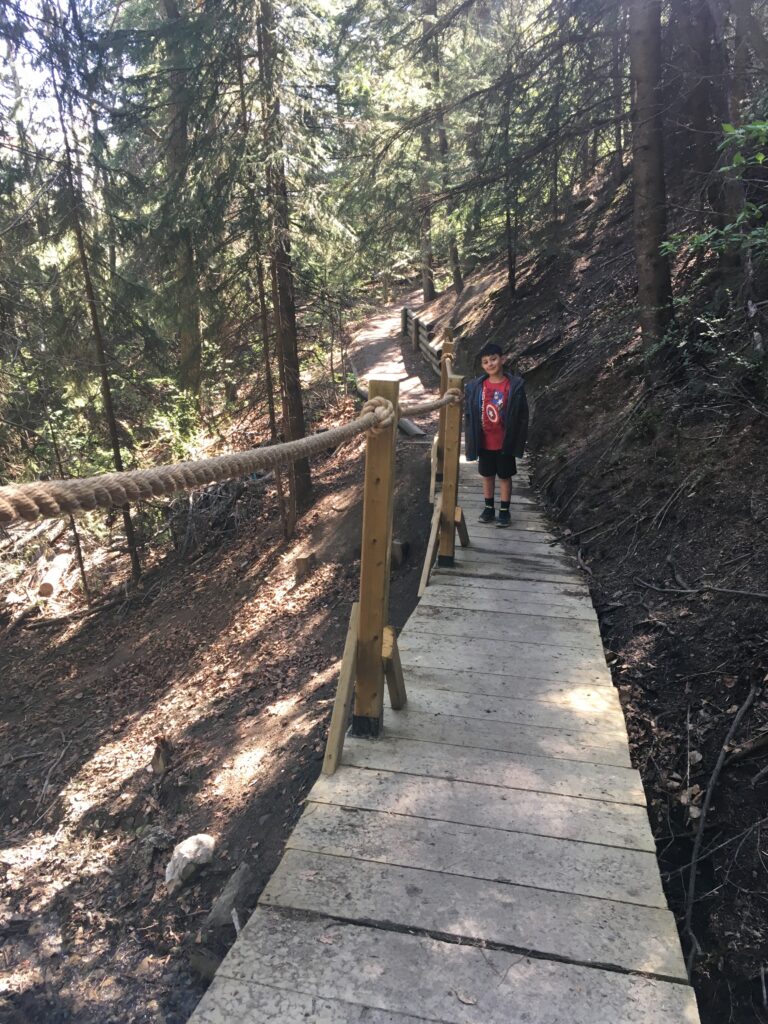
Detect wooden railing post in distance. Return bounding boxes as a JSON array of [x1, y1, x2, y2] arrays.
[[352, 377, 399, 737], [436, 338, 455, 485], [410, 314, 419, 352], [438, 371, 463, 567], [401, 307, 408, 336]]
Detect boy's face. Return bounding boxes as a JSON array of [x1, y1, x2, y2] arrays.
[[481, 353, 503, 376]]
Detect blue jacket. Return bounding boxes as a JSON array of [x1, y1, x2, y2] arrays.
[[464, 371, 529, 461]]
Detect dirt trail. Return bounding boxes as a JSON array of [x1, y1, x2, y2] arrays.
[[0, 304, 436, 1024]]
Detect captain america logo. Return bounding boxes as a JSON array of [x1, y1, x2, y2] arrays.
[[485, 403, 499, 423]]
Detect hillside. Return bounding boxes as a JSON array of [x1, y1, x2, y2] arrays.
[[420, 173, 768, 1023]]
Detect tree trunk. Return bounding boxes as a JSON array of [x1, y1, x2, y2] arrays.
[[423, 0, 463, 294], [161, 0, 202, 395], [502, 84, 517, 297], [258, 0, 311, 510], [51, 67, 141, 582], [628, 0, 674, 354], [419, 0, 437, 303], [612, 0, 625, 183]]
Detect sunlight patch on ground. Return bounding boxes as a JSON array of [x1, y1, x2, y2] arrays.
[[210, 745, 267, 798]]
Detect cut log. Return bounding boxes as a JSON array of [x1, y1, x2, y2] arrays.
[[37, 554, 73, 598]]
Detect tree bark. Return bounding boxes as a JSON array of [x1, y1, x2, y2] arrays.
[[628, 0, 674, 353], [258, 0, 311, 509], [161, 0, 203, 395]]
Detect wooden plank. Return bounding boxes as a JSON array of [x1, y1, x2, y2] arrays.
[[420, 581, 596, 619], [308, 768, 656, 850], [386, 686, 626, 739], [397, 633, 612, 685], [288, 802, 669, 907], [458, 532, 562, 554], [404, 604, 603, 649], [436, 559, 584, 586], [354, 378, 399, 734], [209, 908, 700, 1024], [342, 735, 642, 804], [451, 545, 579, 571], [437, 372, 463, 566], [399, 665, 621, 709], [462, 505, 553, 528], [428, 573, 593, 600], [262, 849, 687, 980], [382, 626, 407, 710], [322, 602, 359, 776], [189, 975, 432, 1024], [387, 708, 633, 767]]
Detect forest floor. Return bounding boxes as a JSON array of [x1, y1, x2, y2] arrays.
[[0, 306, 437, 1024], [424, 176, 768, 1024]]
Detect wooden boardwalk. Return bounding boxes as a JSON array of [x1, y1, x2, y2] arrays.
[[188, 456, 701, 1024]]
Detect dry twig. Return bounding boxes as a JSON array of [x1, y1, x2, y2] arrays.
[[684, 683, 761, 977], [635, 578, 768, 602]]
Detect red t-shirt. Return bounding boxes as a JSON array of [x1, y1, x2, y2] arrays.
[[481, 377, 510, 451]]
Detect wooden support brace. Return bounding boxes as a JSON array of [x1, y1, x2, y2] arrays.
[[322, 603, 359, 776], [455, 505, 470, 548], [352, 377, 399, 738], [382, 625, 407, 710], [418, 494, 443, 597]]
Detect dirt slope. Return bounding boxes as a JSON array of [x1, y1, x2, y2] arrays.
[[0, 339, 436, 1023]]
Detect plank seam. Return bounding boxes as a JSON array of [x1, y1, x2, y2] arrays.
[[249, 904, 692, 989], [338, 760, 646, 808], [346, 733, 636, 776]]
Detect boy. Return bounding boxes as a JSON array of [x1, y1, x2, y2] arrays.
[[464, 343, 529, 527]]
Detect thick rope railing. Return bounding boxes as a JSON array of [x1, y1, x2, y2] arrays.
[[399, 387, 462, 417], [0, 397, 396, 527]]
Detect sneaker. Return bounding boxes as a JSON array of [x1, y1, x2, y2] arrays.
[[496, 509, 511, 528], [478, 506, 496, 523]]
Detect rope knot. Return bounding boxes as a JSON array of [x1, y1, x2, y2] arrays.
[[361, 396, 396, 435]]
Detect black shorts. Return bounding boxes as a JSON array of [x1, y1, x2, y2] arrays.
[[478, 449, 517, 479]]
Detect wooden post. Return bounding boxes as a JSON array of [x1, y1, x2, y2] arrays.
[[438, 372, 463, 567], [410, 314, 419, 351], [401, 307, 408, 336], [352, 377, 399, 737], [436, 340, 455, 484]]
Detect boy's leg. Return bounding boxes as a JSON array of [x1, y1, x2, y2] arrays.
[[496, 455, 516, 528], [477, 451, 496, 522]]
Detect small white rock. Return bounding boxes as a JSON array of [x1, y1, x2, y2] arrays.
[[165, 834, 215, 894]]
